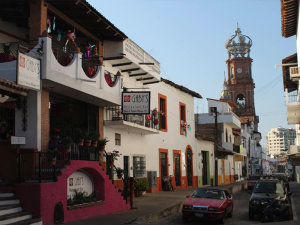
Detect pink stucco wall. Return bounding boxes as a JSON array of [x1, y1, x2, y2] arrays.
[[14, 160, 129, 225]]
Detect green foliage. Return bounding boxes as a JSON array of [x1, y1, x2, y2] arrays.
[[67, 190, 97, 206], [98, 138, 109, 147], [115, 167, 124, 176], [73, 128, 83, 141], [135, 178, 149, 192], [91, 133, 100, 142]]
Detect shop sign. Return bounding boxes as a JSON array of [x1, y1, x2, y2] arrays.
[[17, 52, 40, 90], [67, 170, 94, 199], [11, 136, 26, 145], [122, 91, 150, 114]]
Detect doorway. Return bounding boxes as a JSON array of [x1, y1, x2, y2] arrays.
[[202, 151, 208, 185], [123, 156, 129, 179], [186, 148, 193, 186], [174, 153, 181, 186], [160, 152, 168, 190]]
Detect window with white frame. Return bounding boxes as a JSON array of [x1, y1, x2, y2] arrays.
[[133, 155, 146, 178]]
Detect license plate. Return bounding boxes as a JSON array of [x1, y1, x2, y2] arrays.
[[195, 213, 204, 218]]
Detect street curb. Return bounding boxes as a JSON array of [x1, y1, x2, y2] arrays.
[[132, 201, 183, 224]]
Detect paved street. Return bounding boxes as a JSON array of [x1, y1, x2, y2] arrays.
[[134, 182, 300, 225]]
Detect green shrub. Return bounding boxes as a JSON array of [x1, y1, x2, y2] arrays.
[[67, 190, 97, 206], [135, 178, 149, 192]]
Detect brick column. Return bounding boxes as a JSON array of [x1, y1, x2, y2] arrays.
[[41, 89, 50, 152], [28, 0, 47, 40]]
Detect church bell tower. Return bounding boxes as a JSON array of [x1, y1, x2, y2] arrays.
[[224, 26, 258, 130]]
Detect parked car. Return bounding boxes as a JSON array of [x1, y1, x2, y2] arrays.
[[249, 179, 292, 221], [182, 188, 233, 224], [247, 175, 260, 190]]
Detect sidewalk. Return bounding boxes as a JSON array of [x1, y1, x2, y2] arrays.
[[66, 188, 196, 225], [66, 181, 247, 225]]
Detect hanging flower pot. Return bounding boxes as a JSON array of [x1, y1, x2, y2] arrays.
[[85, 139, 92, 147], [99, 146, 105, 151], [51, 157, 57, 166], [78, 139, 84, 146], [92, 140, 98, 147]]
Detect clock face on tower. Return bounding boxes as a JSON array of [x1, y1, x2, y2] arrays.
[[237, 67, 242, 74]]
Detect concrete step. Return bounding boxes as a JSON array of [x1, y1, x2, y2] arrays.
[[0, 198, 20, 206], [0, 212, 31, 225], [0, 205, 22, 216], [7, 218, 42, 225], [0, 192, 14, 198]]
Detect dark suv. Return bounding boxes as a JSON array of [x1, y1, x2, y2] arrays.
[[249, 179, 291, 220]]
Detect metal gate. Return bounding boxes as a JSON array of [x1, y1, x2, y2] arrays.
[[174, 153, 181, 186], [202, 151, 208, 185], [186, 149, 193, 186]]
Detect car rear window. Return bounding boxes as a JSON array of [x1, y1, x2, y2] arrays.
[[254, 182, 276, 194], [192, 189, 224, 200], [249, 175, 260, 180]]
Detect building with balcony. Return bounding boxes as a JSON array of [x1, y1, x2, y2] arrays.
[[280, 0, 300, 182], [103, 77, 202, 192], [195, 98, 241, 185], [266, 127, 296, 156]]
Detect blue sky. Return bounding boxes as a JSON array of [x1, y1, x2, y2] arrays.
[[88, 0, 296, 147]]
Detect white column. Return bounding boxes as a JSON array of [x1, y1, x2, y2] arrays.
[[15, 90, 41, 150]]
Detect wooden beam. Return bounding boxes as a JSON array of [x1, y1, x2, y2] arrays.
[[0, 84, 28, 97], [136, 77, 153, 81], [129, 72, 147, 77], [112, 62, 132, 67], [47, 3, 99, 41], [143, 81, 160, 85], [103, 56, 124, 61], [121, 68, 140, 73]]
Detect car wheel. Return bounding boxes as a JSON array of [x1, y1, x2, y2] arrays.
[[228, 206, 233, 217], [218, 211, 225, 224], [249, 210, 254, 220]]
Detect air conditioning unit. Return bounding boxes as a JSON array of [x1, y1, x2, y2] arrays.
[[289, 66, 300, 81]]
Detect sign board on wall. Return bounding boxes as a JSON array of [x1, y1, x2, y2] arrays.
[[67, 170, 94, 199], [11, 136, 26, 145], [122, 92, 150, 114], [17, 52, 41, 90]]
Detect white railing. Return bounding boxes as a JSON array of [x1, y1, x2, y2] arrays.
[[290, 66, 300, 80]]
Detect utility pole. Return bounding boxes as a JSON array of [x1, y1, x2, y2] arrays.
[[212, 107, 218, 187]]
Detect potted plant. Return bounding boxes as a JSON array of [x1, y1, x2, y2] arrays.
[[84, 131, 92, 147], [98, 138, 109, 151], [61, 136, 73, 152], [74, 128, 84, 146], [91, 133, 100, 147], [115, 167, 124, 179], [110, 150, 122, 162], [134, 178, 149, 197]]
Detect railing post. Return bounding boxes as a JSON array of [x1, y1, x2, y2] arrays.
[[17, 152, 21, 183], [38, 152, 41, 183], [53, 164, 57, 182]]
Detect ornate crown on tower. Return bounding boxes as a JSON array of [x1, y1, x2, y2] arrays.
[[225, 25, 252, 59]]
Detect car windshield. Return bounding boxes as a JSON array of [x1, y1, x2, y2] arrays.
[[191, 189, 224, 200], [254, 182, 283, 194]]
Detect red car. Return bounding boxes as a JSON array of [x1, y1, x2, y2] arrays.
[[182, 188, 233, 224]]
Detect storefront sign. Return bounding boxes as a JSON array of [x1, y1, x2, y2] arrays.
[[122, 92, 150, 114], [17, 52, 40, 90], [67, 170, 94, 199], [10, 136, 26, 145]]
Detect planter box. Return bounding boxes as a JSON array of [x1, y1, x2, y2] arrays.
[[67, 200, 105, 210]]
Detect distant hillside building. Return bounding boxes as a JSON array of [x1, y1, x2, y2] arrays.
[[266, 127, 296, 156]]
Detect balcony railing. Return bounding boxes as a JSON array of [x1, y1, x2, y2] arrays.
[[286, 89, 300, 124], [104, 106, 159, 130], [17, 145, 100, 182]]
